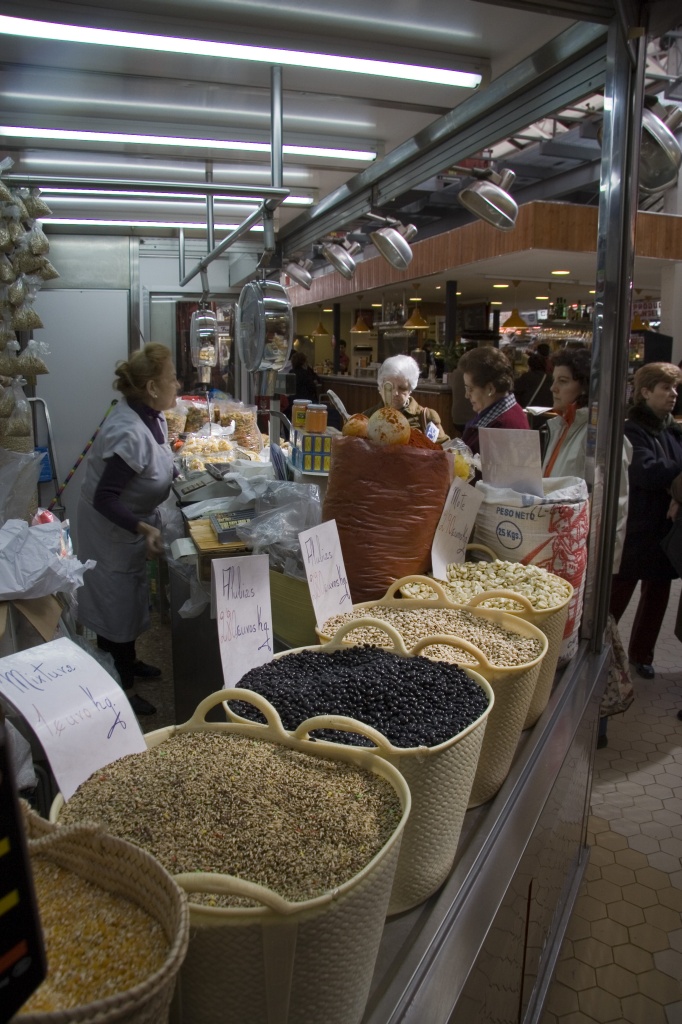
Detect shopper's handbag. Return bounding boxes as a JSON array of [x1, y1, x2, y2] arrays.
[[660, 516, 682, 576], [600, 614, 635, 718]]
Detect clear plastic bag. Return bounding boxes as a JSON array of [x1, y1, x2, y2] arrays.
[[0, 338, 19, 376], [26, 222, 50, 255], [7, 273, 26, 306], [8, 190, 29, 222], [236, 480, 322, 576], [20, 187, 53, 219], [5, 378, 32, 436], [0, 252, 15, 283], [16, 338, 49, 376], [0, 447, 42, 525], [36, 256, 59, 281], [0, 156, 13, 203]]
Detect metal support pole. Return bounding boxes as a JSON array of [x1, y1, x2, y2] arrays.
[[271, 66, 283, 191], [205, 160, 215, 252], [584, 19, 646, 648]]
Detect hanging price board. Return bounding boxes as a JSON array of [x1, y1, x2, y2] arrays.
[[299, 520, 352, 629], [212, 554, 273, 688]]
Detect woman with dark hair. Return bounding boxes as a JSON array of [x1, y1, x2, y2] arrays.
[[610, 361, 682, 679], [514, 351, 553, 409], [541, 347, 592, 478], [76, 343, 180, 716], [458, 346, 529, 455]]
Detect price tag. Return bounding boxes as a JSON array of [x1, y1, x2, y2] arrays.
[[212, 554, 273, 688], [431, 479, 484, 580], [299, 520, 352, 629], [0, 637, 146, 801]]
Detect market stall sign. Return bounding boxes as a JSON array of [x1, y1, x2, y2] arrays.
[[432, 480, 484, 579], [0, 637, 146, 801], [299, 520, 351, 629], [212, 553, 273, 687]]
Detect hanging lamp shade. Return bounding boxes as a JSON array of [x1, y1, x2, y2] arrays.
[[404, 306, 429, 329], [502, 308, 528, 330], [351, 314, 370, 333], [312, 320, 330, 336]]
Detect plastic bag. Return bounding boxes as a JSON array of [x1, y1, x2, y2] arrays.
[[0, 518, 94, 600], [600, 615, 634, 718], [5, 379, 32, 436], [442, 437, 479, 483], [26, 222, 50, 255], [0, 156, 13, 203], [322, 436, 452, 602], [36, 256, 59, 281], [16, 338, 49, 377], [237, 480, 322, 576], [217, 399, 262, 451], [20, 187, 53, 219], [0, 448, 42, 525], [0, 252, 15, 283]]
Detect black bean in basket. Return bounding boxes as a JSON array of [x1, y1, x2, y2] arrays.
[[232, 646, 490, 749]]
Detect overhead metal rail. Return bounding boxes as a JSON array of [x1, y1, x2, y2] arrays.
[[280, 21, 608, 254]]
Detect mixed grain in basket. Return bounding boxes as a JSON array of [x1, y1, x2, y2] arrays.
[[401, 561, 572, 612]]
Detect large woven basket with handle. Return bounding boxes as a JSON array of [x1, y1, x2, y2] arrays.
[[313, 576, 548, 807], [51, 690, 410, 1024], [17, 805, 189, 1024], [226, 618, 494, 915]]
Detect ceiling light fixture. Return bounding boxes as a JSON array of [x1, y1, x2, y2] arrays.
[[366, 213, 418, 270], [44, 218, 263, 230], [493, 283, 510, 288], [502, 280, 528, 330], [284, 258, 314, 290], [41, 187, 315, 206], [0, 16, 482, 88], [451, 165, 518, 231], [639, 105, 682, 195], [312, 319, 330, 336], [551, 269, 571, 276], [0, 125, 376, 162], [320, 238, 362, 279]]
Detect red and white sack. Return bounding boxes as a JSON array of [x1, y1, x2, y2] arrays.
[[472, 477, 590, 661]]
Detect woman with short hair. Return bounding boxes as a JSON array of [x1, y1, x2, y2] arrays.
[[364, 353, 449, 443], [610, 361, 682, 679], [457, 345, 529, 455]]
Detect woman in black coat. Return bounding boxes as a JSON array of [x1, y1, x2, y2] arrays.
[[610, 362, 682, 678]]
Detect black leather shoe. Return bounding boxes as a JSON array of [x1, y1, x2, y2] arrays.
[[632, 662, 655, 680], [128, 693, 157, 716], [133, 660, 161, 678]]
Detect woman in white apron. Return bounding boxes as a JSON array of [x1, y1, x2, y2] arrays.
[[76, 343, 179, 715]]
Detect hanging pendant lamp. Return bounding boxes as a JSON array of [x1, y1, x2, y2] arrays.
[[351, 293, 371, 332], [403, 306, 429, 329], [502, 280, 528, 330]]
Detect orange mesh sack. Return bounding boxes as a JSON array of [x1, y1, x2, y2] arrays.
[[322, 435, 451, 603]]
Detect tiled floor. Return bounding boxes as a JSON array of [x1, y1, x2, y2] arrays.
[[541, 581, 682, 1024]]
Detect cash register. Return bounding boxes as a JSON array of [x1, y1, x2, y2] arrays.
[[172, 463, 242, 505]]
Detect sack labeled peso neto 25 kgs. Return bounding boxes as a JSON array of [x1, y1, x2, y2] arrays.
[[472, 476, 589, 661]]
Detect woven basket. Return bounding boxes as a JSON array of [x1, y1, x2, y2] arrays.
[[17, 806, 189, 1024], [52, 690, 410, 1024], [227, 619, 494, 915], [314, 577, 547, 809], [399, 562, 572, 729]]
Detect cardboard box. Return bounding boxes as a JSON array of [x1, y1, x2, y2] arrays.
[[291, 429, 333, 474]]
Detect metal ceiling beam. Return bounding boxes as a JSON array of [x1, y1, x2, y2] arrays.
[[280, 21, 608, 255]]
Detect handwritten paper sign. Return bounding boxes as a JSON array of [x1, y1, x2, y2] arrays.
[[212, 553, 273, 688], [431, 479, 485, 580], [299, 520, 352, 629], [0, 637, 146, 801]]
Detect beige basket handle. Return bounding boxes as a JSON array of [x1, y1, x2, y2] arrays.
[[410, 632, 494, 672], [183, 688, 291, 741], [292, 714, 395, 755], [465, 543, 498, 562], [382, 574, 453, 603], [466, 588, 535, 615], [318, 616, 410, 654], [173, 871, 311, 915]]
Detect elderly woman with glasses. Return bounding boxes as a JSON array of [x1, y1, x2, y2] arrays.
[[457, 345, 529, 455], [363, 353, 449, 443]]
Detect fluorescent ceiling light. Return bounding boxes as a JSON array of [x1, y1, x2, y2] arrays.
[[490, 301, 502, 305], [0, 16, 482, 88], [0, 125, 375, 161], [493, 283, 509, 288], [535, 295, 549, 300], [2, 90, 373, 130], [21, 156, 313, 181], [40, 188, 314, 205], [46, 218, 264, 230], [551, 269, 571, 275]]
